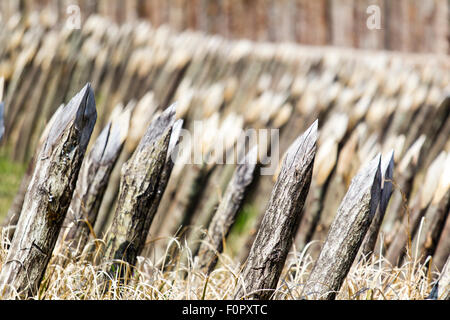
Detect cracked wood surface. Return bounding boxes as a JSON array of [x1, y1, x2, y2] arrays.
[[196, 146, 258, 275], [56, 105, 131, 258], [234, 121, 317, 300], [102, 105, 178, 270], [0, 84, 97, 298], [303, 153, 381, 300]]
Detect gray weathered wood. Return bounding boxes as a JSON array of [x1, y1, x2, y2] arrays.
[[137, 118, 184, 256], [196, 146, 258, 275], [0, 84, 97, 298], [360, 150, 395, 258], [102, 105, 177, 271], [56, 106, 131, 258], [234, 121, 317, 300], [302, 153, 381, 300], [2, 104, 64, 239]]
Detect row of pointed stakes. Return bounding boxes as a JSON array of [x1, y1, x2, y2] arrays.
[[1, 0, 448, 54], [0, 83, 448, 299], [0, 14, 449, 299]]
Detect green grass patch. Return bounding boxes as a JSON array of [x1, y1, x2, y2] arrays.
[[225, 203, 260, 258], [0, 154, 26, 220]]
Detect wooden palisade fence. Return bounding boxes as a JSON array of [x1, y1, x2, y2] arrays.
[[0, 12, 449, 299]]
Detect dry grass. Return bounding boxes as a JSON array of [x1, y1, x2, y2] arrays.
[[0, 229, 442, 300]]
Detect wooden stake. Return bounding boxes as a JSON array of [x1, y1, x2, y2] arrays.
[[234, 120, 317, 300], [0, 84, 97, 298], [303, 153, 381, 300]]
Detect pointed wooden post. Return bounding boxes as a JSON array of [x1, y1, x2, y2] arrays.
[[102, 105, 180, 272], [360, 150, 395, 257], [0, 84, 97, 298], [234, 121, 317, 300], [138, 118, 184, 257], [303, 154, 382, 300], [56, 106, 131, 258], [196, 146, 258, 275]]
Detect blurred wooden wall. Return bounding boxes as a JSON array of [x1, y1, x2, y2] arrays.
[[1, 0, 448, 54]]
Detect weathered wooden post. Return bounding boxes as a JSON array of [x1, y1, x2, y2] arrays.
[[2, 104, 64, 239], [56, 106, 131, 259], [360, 150, 395, 258], [302, 153, 381, 300], [0, 84, 97, 298], [138, 118, 184, 257], [234, 121, 317, 300], [196, 146, 258, 275], [102, 105, 181, 272]]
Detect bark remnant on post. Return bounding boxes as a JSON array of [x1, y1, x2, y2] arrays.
[[234, 120, 317, 300], [303, 153, 382, 300], [0, 84, 97, 298]]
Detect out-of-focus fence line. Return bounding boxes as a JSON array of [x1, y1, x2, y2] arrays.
[[0, 0, 448, 54]]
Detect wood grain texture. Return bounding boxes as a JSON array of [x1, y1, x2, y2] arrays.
[[138, 118, 184, 256], [303, 153, 381, 300], [234, 120, 317, 300], [0, 84, 97, 298], [2, 104, 64, 239], [57, 106, 131, 258], [196, 146, 258, 275], [102, 105, 177, 271]]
